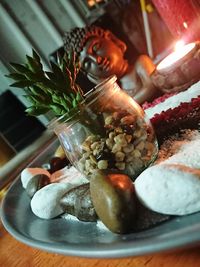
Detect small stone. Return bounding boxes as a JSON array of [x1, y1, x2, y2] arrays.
[[97, 160, 108, 170], [60, 183, 98, 222], [49, 157, 69, 173], [90, 171, 136, 234], [21, 168, 51, 189], [31, 183, 70, 219]]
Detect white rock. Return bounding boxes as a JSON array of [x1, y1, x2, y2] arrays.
[[21, 168, 50, 189], [135, 164, 200, 215], [50, 165, 88, 186], [161, 138, 200, 169], [31, 183, 70, 219]]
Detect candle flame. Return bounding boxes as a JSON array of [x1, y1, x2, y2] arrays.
[[157, 42, 195, 71], [174, 40, 185, 51]]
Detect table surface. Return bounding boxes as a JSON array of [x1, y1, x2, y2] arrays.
[[1, 221, 200, 267]]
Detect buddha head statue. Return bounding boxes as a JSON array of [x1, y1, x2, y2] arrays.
[[63, 25, 157, 104], [64, 26, 129, 83]]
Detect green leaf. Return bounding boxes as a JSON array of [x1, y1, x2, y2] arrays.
[[28, 85, 44, 96], [32, 94, 47, 104], [60, 97, 70, 111], [10, 80, 35, 88], [49, 104, 64, 115], [5, 73, 26, 81], [69, 92, 75, 100], [45, 71, 57, 82], [36, 81, 55, 93], [32, 49, 41, 62], [7, 49, 84, 118], [10, 62, 30, 74], [26, 55, 41, 73], [52, 94, 61, 104], [23, 94, 37, 104], [24, 71, 43, 81], [50, 61, 64, 80], [62, 93, 72, 105], [29, 49, 43, 73], [25, 106, 49, 116], [76, 92, 83, 102], [72, 97, 77, 108]]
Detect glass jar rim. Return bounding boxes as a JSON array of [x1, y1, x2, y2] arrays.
[[47, 108, 80, 131], [83, 75, 117, 98], [47, 75, 117, 130], [81, 75, 117, 107]]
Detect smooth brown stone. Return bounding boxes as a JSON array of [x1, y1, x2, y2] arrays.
[[90, 171, 136, 234]]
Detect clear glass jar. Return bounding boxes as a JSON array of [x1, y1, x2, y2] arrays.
[[48, 76, 158, 180]]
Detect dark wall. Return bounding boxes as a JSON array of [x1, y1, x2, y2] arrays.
[[0, 91, 45, 152]]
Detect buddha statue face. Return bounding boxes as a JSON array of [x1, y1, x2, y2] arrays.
[[79, 31, 129, 83], [64, 26, 157, 105]]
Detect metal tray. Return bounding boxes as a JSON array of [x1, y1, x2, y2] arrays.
[[1, 136, 200, 258]]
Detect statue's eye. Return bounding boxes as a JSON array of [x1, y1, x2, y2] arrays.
[[92, 43, 100, 52], [83, 59, 91, 70]]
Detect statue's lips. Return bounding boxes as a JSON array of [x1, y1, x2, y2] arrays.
[[98, 58, 110, 72]]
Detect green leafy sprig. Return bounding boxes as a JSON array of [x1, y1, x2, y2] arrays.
[[6, 49, 84, 117]]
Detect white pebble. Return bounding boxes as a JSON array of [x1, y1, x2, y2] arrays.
[[135, 164, 200, 215], [50, 165, 88, 185], [21, 168, 50, 189], [161, 139, 200, 169], [31, 183, 70, 219]]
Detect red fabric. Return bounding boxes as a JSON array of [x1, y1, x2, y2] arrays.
[[142, 92, 176, 110], [150, 95, 200, 126], [152, 0, 200, 42], [147, 95, 200, 142]]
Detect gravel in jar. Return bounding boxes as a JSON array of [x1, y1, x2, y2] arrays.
[[77, 111, 157, 179]]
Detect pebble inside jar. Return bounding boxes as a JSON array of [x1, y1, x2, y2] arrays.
[[77, 75, 158, 180]]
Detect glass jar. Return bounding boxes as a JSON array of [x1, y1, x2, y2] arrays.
[[48, 76, 158, 180]]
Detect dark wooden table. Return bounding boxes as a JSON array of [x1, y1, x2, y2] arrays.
[[1, 221, 200, 267]]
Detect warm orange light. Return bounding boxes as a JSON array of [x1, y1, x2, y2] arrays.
[[183, 22, 188, 29], [157, 42, 196, 72], [87, 0, 104, 7], [108, 173, 133, 190]]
